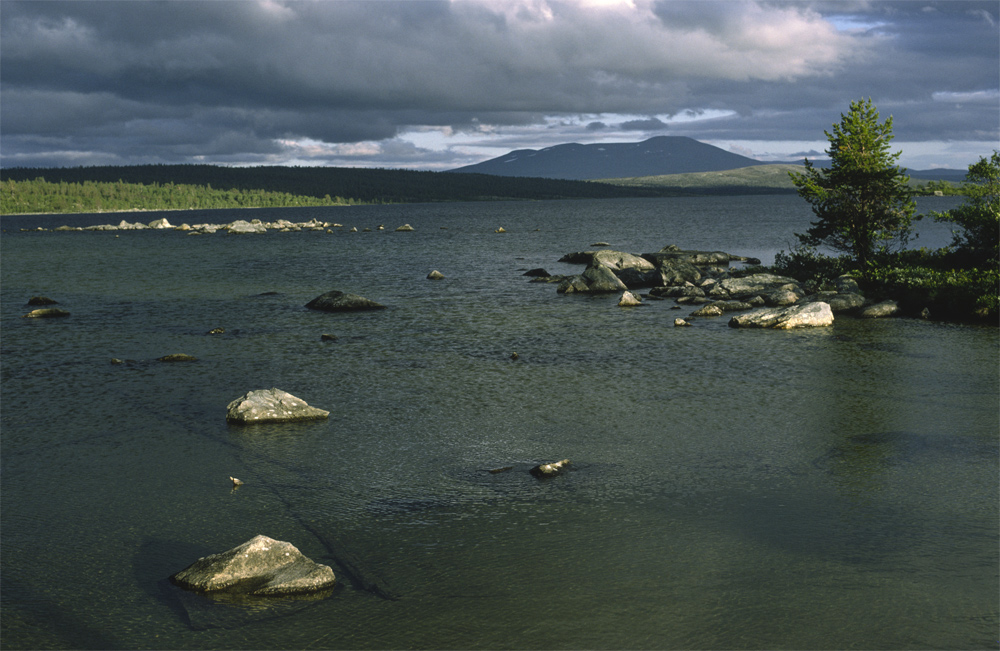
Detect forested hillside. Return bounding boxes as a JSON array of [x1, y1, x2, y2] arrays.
[[0, 164, 671, 214]]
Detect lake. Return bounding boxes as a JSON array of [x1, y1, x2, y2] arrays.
[[1, 195, 996, 650]]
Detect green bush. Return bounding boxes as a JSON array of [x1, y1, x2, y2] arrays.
[[768, 246, 855, 291]]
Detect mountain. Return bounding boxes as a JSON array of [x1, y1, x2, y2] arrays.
[[450, 136, 772, 180]]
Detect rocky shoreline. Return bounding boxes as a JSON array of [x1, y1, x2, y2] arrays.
[[530, 245, 900, 328]]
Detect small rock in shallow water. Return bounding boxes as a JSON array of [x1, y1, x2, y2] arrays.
[[674, 318, 692, 327], [157, 354, 198, 362], [27, 296, 58, 306], [427, 270, 445, 280], [530, 459, 571, 478], [207, 327, 225, 335], [22, 308, 70, 318]]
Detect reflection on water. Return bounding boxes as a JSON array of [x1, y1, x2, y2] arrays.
[[1, 197, 996, 650]]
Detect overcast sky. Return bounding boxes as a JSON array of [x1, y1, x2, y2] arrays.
[[1, 0, 997, 171]]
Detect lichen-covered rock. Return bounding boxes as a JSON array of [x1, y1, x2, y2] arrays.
[[170, 535, 336, 596], [306, 291, 386, 312], [226, 388, 330, 424], [728, 302, 834, 329]]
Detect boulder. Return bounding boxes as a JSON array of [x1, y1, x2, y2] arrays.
[[728, 302, 834, 329], [227, 220, 267, 234], [690, 304, 724, 317], [529, 459, 571, 478], [648, 284, 704, 299], [835, 275, 861, 294], [613, 267, 664, 289], [22, 308, 70, 318], [557, 263, 628, 294], [642, 248, 735, 267], [226, 388, 330, 424], [711, 274, 802, 300], [148, 218, 173, 229], [170, 535, 336, 596], [822, 292, 866, 313], [306, 291, 386, 312], [591, 250, 656, 272], [654, 261, 702, 286], [859, 299, 900, 318], [395, 224, 414, 232], [674, 318, 692, 327], [618, 291, 643, 306], [427, 270, 445, 280]]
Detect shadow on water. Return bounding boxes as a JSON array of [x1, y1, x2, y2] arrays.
[[1, 575, 122, 650]]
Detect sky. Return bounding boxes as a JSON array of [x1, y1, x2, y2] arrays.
[[1, 0, 997, 172]]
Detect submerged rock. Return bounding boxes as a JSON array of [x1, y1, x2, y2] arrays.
[[306, 291, 386, 312], [226, 388, 330, 424], [22, 308, 70, 318], [170, 535, 336, 596], [728, 302, 834, 329], [530, 459, 571, 478], [157, 353, 198, 362]]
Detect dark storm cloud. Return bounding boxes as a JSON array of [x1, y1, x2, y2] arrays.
[[0, 0, 996, 169]]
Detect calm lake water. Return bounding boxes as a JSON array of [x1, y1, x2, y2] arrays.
[[1, 195, 997, 650]]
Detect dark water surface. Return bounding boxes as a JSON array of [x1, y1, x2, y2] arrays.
[[2, 196, 996, 649]]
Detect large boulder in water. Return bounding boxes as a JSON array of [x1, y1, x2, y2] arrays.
[[226, 388, 330, 424], [728, 302, 834, 329], [557, 263, 628, 294], [306, 291, 386, 312], [170, 535, 336, 596]]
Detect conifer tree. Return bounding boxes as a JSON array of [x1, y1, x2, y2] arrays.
[[790, 98, 915, 275]]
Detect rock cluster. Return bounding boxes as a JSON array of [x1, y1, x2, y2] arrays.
[[39, 216, 423, 235], [536, 245, 886, 328]]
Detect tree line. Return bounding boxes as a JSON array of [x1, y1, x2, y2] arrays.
[[0, 178, 362, 215], [0, 164, 673, 214]]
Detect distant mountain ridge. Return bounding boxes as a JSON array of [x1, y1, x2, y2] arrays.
[[450, 135, 967, 182], [450, 136, 774, 180]]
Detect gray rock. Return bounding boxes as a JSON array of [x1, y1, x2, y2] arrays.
[[618, 291, 643, 306], [170, 535, 336, 596], [557, 264, 628, 294], [591, 250, 655, 272], [648, 284, 704, 299], [859, 299, 900, 318], [226, 388, 330, 424], [728, 302, 834, 329], [674, 318, 692, 327], [835, 275, 861, 294], [759, 286, 805, 307], [690, 304, 724, 317], [227, 220, 267, 234], [654, 260, 702, 286], [823, 292, 866, 312], [148, 218, 173, 229], [306, 291, 386, 312], [713, 274, 802, 300]]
